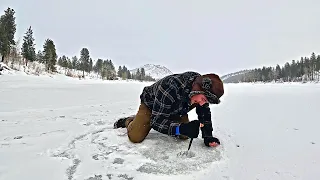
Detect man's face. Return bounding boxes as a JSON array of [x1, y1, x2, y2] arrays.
[[190, 94, 208, 106]]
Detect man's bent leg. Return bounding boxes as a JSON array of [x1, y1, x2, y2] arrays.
[[126, 103, 152, 143]]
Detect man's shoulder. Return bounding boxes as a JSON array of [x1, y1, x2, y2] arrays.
[[169, 71, 201, 78], [143, 71, 200, 92], [162, 71, 201, 83]]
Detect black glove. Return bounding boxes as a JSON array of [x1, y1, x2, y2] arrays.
[[200, 123, 221, 147], [179, 120, 200, 138], [204, 136, 220, 147]]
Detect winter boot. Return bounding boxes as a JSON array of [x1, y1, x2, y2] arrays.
[[113, 116, 134, 129]]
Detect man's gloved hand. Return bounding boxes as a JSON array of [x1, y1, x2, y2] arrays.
[[204, 136, 220, 147], [200, 123, 221, 147], [178, 120, 200, 138]]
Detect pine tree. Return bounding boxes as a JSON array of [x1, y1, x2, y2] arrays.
[[119, 65, 129, 79], [310, 52, 316, 80], [316, 55, 320, 72], [109, 60, 115, 73], [58, 57, 63, 67], [127, 70, 132, 79], [291, 60, 298, 81], [118, 66, 122, 77], [304, 57, 310, 80], [122, 70, 127, 80], [316, 55, 320, 81], [80, 48, 90, 77], [0, 7, 16, 62], [89, 58, 93, 73], [275, 64, 281, 80], [21, 26, 36, 66], [59, 55, 68, 74], [141, 68, 146, 80], [0, 23, 4, 59], [136, 68, 141, 80], [267, 68, 273, 81], [103, 60, 116, 80], [43, 39, 57, 72], [71, 56, 78, 70], [69, 58, 73, 69], [94, 59, 103, 76], [36, 50, 44, 63], [297, 57, 304, 78]]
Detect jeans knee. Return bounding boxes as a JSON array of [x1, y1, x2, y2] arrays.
[[128, 135, 145, 143]]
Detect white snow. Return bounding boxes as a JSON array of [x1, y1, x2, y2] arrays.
[[0, 62, 14, 75], [0, 74, 319, 180]]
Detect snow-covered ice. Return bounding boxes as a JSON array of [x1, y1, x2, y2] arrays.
[[0, 74, 319, 180]]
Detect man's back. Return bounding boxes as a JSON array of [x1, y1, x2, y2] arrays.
[[140, 71, 201, 114]]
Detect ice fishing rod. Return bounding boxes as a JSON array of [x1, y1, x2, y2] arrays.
[[187, 138, 193, 151]]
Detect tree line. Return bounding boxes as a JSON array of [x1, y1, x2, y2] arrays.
[[223, 52, 320, 83], [243, 52, 320, 82], [0, 7, 155, 81]]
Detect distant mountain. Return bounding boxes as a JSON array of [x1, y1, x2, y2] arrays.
[[130, 64, 173, 80], [221, 70, 251, 83]]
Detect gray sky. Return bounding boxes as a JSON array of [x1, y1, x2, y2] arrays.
[[1, 0, 320, 75]]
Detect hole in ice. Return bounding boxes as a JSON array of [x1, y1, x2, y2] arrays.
[[176, 151, 196, 158], [135, 133, 223, 175]]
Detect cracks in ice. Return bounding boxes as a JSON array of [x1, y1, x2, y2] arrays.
[[135, 133, 224, 175], [50, 132, 90, 180], [50, 127, 109, 180], [48, 123, 224, 179], [66, 158, 81, 180]]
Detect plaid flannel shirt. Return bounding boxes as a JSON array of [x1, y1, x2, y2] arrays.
[[140, 71, 214, 137]]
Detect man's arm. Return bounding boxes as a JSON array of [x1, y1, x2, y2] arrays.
[[196, 103, 213, 138], [149, 81, 180, 136], [196, 103, 221, 146]]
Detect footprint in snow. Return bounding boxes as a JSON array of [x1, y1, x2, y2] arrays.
[[14, 136, 23, 140], [66, 159, 81, 180], [118, 174, 133, 180], [106, 174, 112, 179], [92, 154, 108, 161], [113, 158, 124, 164], [85, 174, 102, 180]]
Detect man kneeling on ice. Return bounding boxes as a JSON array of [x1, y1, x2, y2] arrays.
[[114, 71, 223, 147]]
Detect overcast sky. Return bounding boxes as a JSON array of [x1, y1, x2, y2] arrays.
[[1, 0, 320, 75]]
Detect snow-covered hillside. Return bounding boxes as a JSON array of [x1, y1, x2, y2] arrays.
[[1, 73, 319, 180], [221, 70, 250, 83], [0, 61, 117, 81], [130, 64, 173, 80]]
